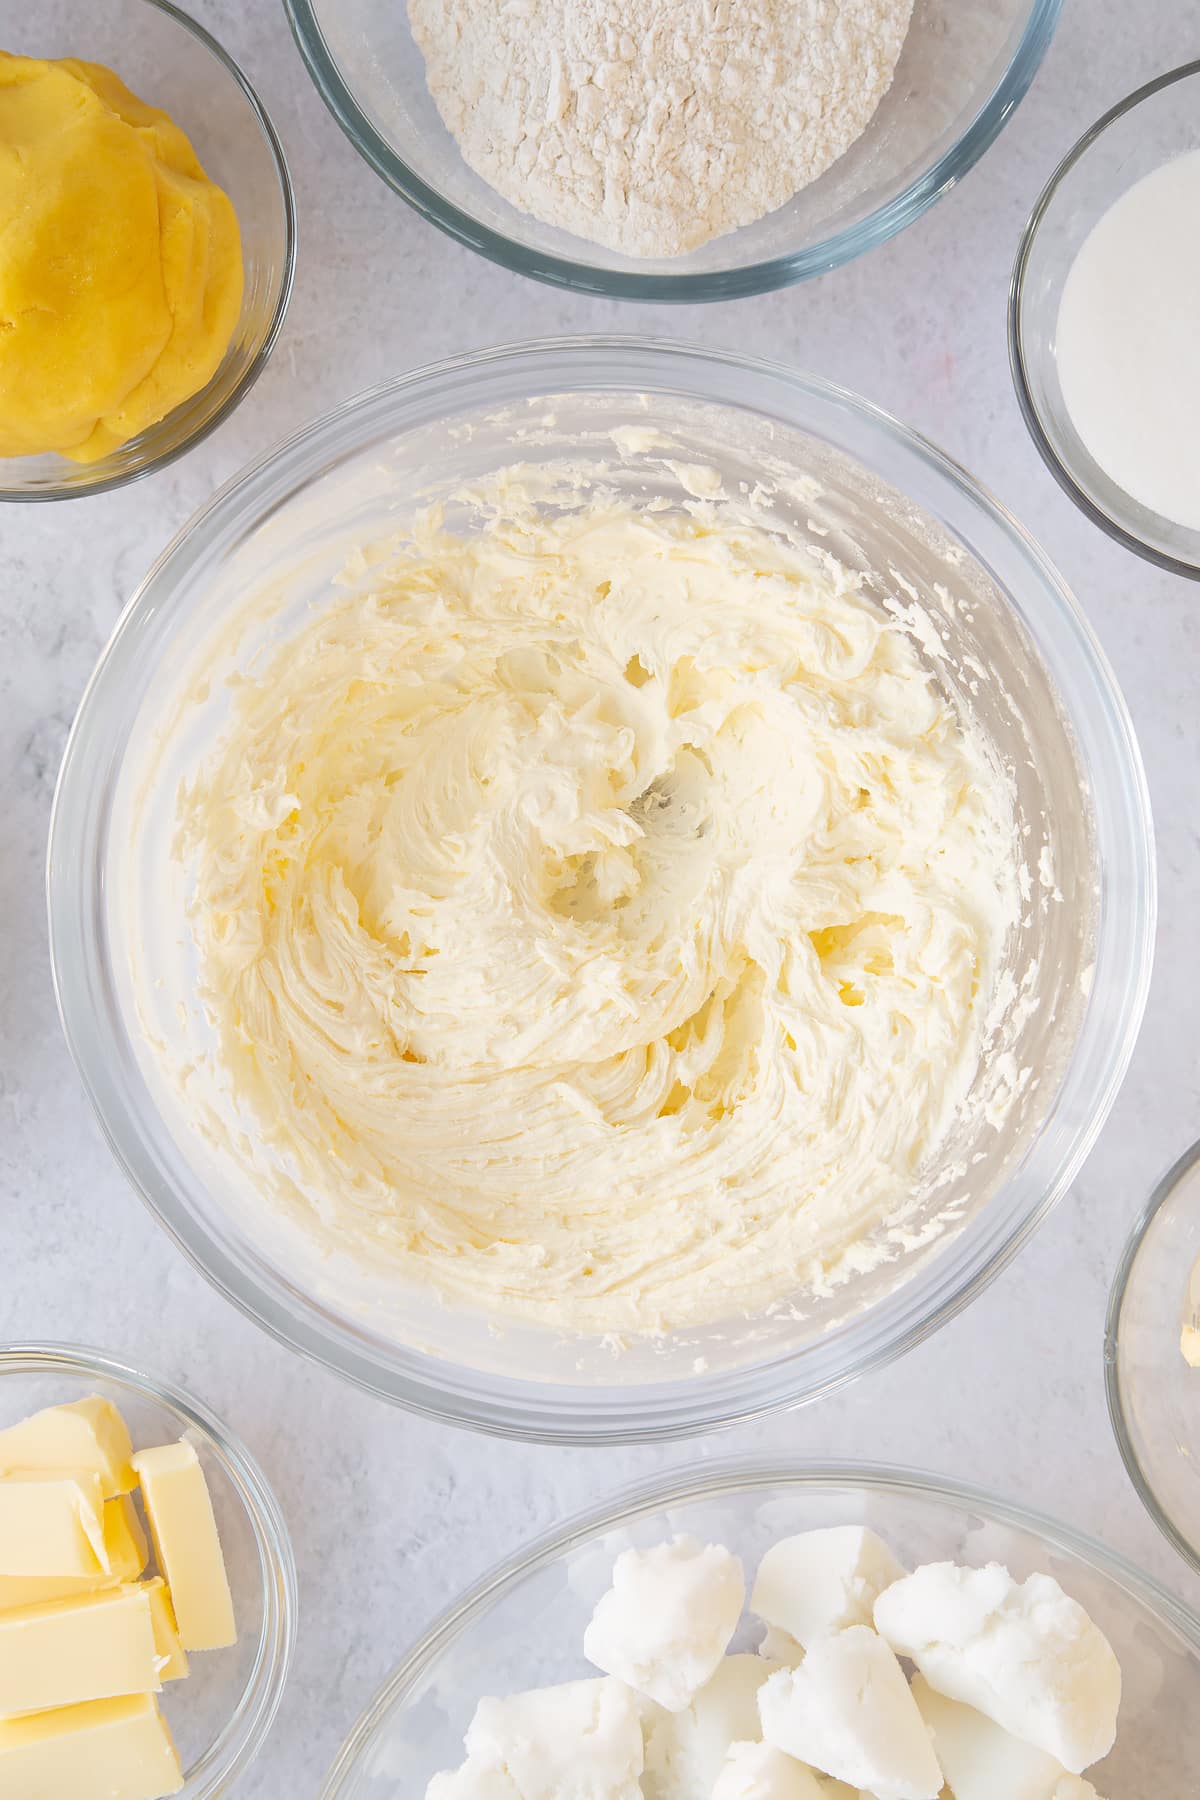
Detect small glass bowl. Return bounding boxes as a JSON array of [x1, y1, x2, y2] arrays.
[[285, 0, 1062, 300], [320, 1459, 1200, 1796], [1010, 61, 1200, 579], [1106, 1139, 1200, 1578], [0, 1343, 297, 1795], [0, 0, 296, 503]]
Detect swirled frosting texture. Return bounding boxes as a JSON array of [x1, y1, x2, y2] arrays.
[[178, 483, 1018, 1334]]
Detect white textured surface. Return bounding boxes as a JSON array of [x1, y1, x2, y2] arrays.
[[2, 1, 1199, 1791]]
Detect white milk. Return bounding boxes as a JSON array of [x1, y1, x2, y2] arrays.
[[1056, 147, 1200, 530]]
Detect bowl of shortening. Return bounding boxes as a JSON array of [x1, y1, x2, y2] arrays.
[[0, 0, 295, 502], [0, 1343, 296, 1797], [320, 1459, 1200, 1796], [1010, 61, 1200, 578], [1106, 1136, 1200, 1580], [283, 0, 1061, 300], [48, 337, 1153, 1444]]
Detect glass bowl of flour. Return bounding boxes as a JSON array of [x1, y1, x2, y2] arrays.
[[283, 0, 1061, 298], [319, 1461, 1200, 1797], [49, 339, 1153, 1442]]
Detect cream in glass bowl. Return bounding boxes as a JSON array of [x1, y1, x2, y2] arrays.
[[48, 339, 1154, 1443]]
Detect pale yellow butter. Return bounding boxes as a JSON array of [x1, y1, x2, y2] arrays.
[[108, 1492, 150, 1579], [131, 1442, 236, 1651], [0, 1471, 107, 1576], [171, 480, 1020, 1337], [0, 1585, 160, 1716], [0, 1397, 136, 1498], [0, 1693, 182, 1798], [0, 1493, 147, 1611], [140, 1578, 188, 1683]]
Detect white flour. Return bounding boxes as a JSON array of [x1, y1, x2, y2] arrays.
[[407, 0, 915, 258]]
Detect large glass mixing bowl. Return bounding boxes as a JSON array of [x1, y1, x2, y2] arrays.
[[320, 1461, 1200, 1796], [284, 0, 1061, 299], [48, 339, 1153, 1443]]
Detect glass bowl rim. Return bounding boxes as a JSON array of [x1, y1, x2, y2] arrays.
[[1008, 57, 1200, 580], [1105, 1134, 1200, 1579], [319, 1452, 1200, 1797], [0, 0, 298, 506], [283, 0, 1063, 302], [47, 334, 1156, 1445], [0, 1338, 299, 1794]]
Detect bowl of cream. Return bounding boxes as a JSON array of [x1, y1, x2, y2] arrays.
[[1010, 61, 1200, 577], [48, 338, 1154, 1441]]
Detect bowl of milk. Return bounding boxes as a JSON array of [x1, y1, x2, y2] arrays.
[[1010, 59, 1200, 578]]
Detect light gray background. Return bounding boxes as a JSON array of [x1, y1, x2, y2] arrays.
[[3, 0, 1198, 1790]]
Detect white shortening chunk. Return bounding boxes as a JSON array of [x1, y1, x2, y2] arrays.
[[751, 1529, 906, 1651], [874, 1563, 1121, 1774], [583, 1536, 744, 1712], [1052, 1782, 1104, 1799], [642, 1654, 779, 1798], [912, 1673, 1091, 1800], [461, 1677, 644, 1800], [758, 1626, 942, 1800], [758, 1625, 805, 1665], [712, 1740, 827, 1800], [426, 1759, 521, 1799]]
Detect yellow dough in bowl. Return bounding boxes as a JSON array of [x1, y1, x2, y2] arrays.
[[0, 52, 243, 461]]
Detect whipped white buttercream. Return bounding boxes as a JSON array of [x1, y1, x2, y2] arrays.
[[172, 471, 1018, 1335]]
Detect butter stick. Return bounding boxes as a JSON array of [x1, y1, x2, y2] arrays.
[[0, 1586, 161, 1716], [0, 1397, 136, 1498], [0, 1493, 147, 1611], [140, 1578, 189, 1683], [0, 1694, 182, 1799], [0, 1471, 107, 1576], [108, 1491, 150, 1578], [131, 1441, 236, 1651]]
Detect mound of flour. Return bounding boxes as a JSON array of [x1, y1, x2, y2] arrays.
[[407, 0, 914, 258]]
